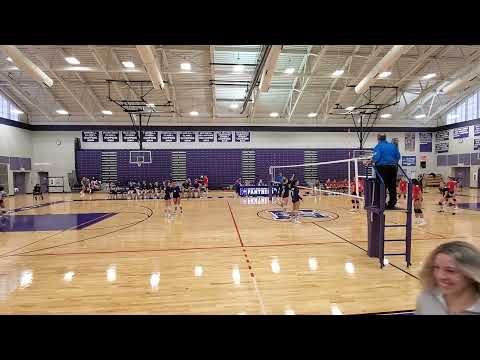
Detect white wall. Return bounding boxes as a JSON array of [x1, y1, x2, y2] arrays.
[[0, 124, 33, 194]]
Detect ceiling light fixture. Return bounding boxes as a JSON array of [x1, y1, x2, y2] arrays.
[[65, 57, 80, 65]]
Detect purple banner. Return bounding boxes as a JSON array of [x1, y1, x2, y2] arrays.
[[198, 131, 214, 142], [160, 132, 177, 142], [235, 131, 251, 142], [102, 130, 119, 142], [435, 130, 449, 141], [180, 131, 196, 142], [419, 132, 432, 152], [453, 126, 469, 139], [474, 125, 480, 137], [122, 130, 138, 142], [142, 130, 158, 142], [435, 142, 449, 153], [216, 131, 233, 142], [82, 130, 99, 142], [475, 138, 480, 151]]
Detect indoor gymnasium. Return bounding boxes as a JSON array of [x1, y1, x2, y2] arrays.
[[1, 45, 480, 315]]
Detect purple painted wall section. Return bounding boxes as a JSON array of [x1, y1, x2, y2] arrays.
[[186, 149, 241, 188], [0, 156, 9, 164], [317, 149, 352, 182], [8, 157, 31, 171], [255, 149, 305, 184], [472, 153, 480, 166], [458, 153, 471, 165], [76, 151, 102, 180], [437, 155, 447, 166], [117, 150, 170, 183], [447, 154, 459, 166]]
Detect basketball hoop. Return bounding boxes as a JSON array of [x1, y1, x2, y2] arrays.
[[135, 161, 143, 168]]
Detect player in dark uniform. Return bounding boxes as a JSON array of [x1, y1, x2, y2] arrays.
[[280, 177, 290, 210], [171, 180, 183, 214], [164, 180, 173, 217], [290, 179, 303, 223], [193, 179, 200, 198], [182, 179, 191, 199], [33, 183, 43, 202], [127, 181, 136, 200], [0, 186, 6, 216]]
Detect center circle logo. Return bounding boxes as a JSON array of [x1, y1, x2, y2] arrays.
[[257, 208, 339, 223]]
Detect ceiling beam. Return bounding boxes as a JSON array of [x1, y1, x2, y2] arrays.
[[159, 47, 178, 119], [286, 46, 329, 122], [32, 52, 97, 121], [0, 73, 53, 120]]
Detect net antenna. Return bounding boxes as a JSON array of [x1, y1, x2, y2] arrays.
[[106, 79, 175, 150], [329, 85, 400, 149]]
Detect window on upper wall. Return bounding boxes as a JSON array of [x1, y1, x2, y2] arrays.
[[444, 88, 480, 125], [467, 93, 478, 121], [0, 91, 22, 121]]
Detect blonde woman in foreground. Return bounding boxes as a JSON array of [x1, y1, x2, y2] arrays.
[[416, 241, 480, 315]]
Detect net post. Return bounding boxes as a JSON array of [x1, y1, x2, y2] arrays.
[[354, 158, 359, 196], [348, 159, 351, 196]]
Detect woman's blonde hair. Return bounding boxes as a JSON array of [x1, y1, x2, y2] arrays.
[[419, 241, 480, 293]]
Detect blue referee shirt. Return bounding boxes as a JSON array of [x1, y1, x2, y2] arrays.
[[372, 140, 400, 166]]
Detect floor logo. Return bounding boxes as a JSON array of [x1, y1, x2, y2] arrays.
[[269, 209, 329, 220]]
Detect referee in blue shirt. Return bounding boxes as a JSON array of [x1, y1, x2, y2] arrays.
[[372, 133, 401, 209]]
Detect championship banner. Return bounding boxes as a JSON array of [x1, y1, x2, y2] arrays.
[[402, 156, 416, 166], [475, 138, 480, 151], [82, 130, 99, 142], [474, 125, 480, 136], [235, 131, 251, 142], [160, 132, 177, 142], [216, 131, 233, 142], [180, 131, 196, 142], [102, 130, 120, 142], [435, 130, 449, 141], [453, 126, 469, 139], [142, 130, 158, 142], [435, 142, 449, 153], [405, 133, 415, 152], [198, 131, 214, 142], [122, 130, 138, 142], [419, 132, 432, 152]]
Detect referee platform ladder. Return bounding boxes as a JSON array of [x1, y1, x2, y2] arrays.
[[364, 164, 413, 269]]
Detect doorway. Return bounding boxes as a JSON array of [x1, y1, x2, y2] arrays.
[[453, 167, 470, 188], [13, 172, 26, 194]]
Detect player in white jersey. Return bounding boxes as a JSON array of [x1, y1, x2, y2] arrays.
[[0, 186, 6, 216]]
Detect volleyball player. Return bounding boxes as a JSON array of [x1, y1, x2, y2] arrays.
[[350, 179, 364, 212], [203, 175, 209, 196], [153, 181, 161, 199], [412, 179, 426, 225], [398, 177, 407, 200], [32, 183, 43, 202], [164, 180, 173, 217], [193, 179, 200, 198], [290, 179, 303, 223], [182, 179, 191, 199], [80, 177, 89, 197], [171, 180, 183, 214], [0, 186, 6, 216], [127, 181, 136, 200], [280, 177, 290, 210]]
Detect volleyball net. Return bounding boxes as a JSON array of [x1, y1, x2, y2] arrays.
[[269, 150, 373, 199]]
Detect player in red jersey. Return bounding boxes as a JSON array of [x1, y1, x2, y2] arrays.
[[412, 179, 426, 225], [398, 177, 407, 200], [349, 179, 364, 212], [438, 177, 458, 214]]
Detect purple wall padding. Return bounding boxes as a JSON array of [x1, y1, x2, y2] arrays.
[[458, 153, 471, 165], [316, 149, 352, 182], [0, 156, 9, 164], [437, 155, 447, 167], [255, 149, 305, 184], [447, 154, 459, 166], [117, 150, 170, 183], [76, 150, 102, 180], [186, 149, 241, 188], [471, 153, 480, 165]]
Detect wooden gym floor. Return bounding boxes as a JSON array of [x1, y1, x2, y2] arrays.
[[1, 188, 479, 314]]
